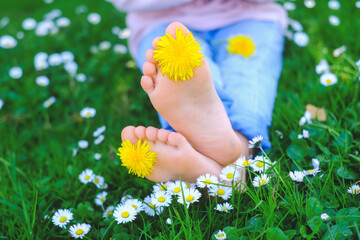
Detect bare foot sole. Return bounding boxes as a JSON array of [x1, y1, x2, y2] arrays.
[[121, 125, 225, 182], [141, 21, 242, 165]]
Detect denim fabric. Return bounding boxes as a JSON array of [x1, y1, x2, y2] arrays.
[[135, 20, 284, 149]]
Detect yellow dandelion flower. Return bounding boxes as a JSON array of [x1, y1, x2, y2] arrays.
[[227, 35, 255, 58], [117, 139, 157, 178], [153, 28, 203, 82]]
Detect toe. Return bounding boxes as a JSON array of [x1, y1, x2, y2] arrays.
[[121, 126, 138, 144], [134, 126, 146, 140], [167, 132, 187, 147], [140, 76, 155, 94], [152, 37, 161, 49], [142, 61, 156, 76], [165, 22, 191, 37], [145, 49, 155, 63], [157, 129, 171, 142], [146, 126, 158, 141]]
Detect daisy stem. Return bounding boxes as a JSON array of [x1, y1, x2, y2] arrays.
[[326, 222, 334, 240], [100, 220, 116, 240]]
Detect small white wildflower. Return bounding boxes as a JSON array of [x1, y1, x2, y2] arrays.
[[347, 184, 360, 195], [209, 185, 232, 200], [118, 28, 131, 39], [56, 17, 70, 28], [303, 168, 321, 176], [356, 1, 360, 8], [0, 35, 17, 49], [321, 213, 331, 221], [219, 166, 241, 182], [61, 51, 74, 63], [93, 175, 105, 188], [293, 32, 309, 47], [289, 171, 305, 182], [64, 61, 78, 76], [316, 59, 329, 74], [34, 60, 48, 71], [121, 194, 133, 204], [94, 135, 104, 145], [328, 0, 340, 10], [0, 17, 10, 28], [304, 0, 316, 8], [248, 135, 263, 148], [283, 2, 296, 11], [79, 169, 95, 184], [75, 73, 86, 82], [143, 194, 164, 216], [329, 15, 340, 26], [94, 153, 102, 160], [320, 72, 338, 86], [44, 9, 62, 20], [52, 209, 73, 228], [196, 174, 219, 188], [75, 5, 87, 14], [215, 202, 234, 213], [93, 125, 106, 137], [0, 99, 3, 110], [252, 174, 270, 187], [288, 19, 303, 32], [214, 230, 227, 240], [153, 191, 172, 207], [90, 45, 98, 54], [153, 182, 170, 192], [22, 18, 37, 30], [42, 96, 56, 108], [99, 41, 111, 51], [36, 76, 50, 87], [69, 223, 91, 239], [298, 129, 310, 139], [95, 191, 107, 206], [251, 155, 274, 173], [168, 180, 187, 195], [87, 13, 101, 25], [333, 45, 346, 57], [177, 188, 202, 207], [113, 203, 137, 224], [235, 156, 254, 168], [78, 140, 89, 149], [125, 199, 145, 213], [113, 44, 127, 54], [72, 148, 78, 157], [48, 53, 62, 66], [9, 67, 22, 79], [112, 26, 121, 35], [16, 31, 24, 39], [103, 206, 115, 218], [166, 218, 172, 225], [80, 107, 96, 118], [312, 158, 320, 169]]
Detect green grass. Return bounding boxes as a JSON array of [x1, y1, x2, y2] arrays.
[[1, 0, 360, 239]]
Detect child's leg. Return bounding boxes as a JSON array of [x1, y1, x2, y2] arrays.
[[211, 20, 284, 149]]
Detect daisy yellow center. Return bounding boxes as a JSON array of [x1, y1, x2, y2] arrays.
[[218, 234, 225, 238], [85, 175, 90, 180], [76, 229, 84, 235], [122, 211, 129, 218], [94, 178, 99, 183], [204, 179, 211, 184], [226, 173, 234, 179], [326, 79, 332, 84], [174, 187, 181, 193], [107, 211, 113, 216], [117, 139, 157, 178], [256, 161, 264, 167], [132, 205, 137, 209], [185, 182, 190, 188], [217, 189, 225, 195], [221, 207, 227, 210], [243, 160, 250, 166], [150, 203, 155, 208], [153, 27, 203, 82], [60, 217, 67, 222], [227, 35, 256, 58], [158, 196, 165, 202], [86, 111, 91, 116], [308, 169, 314, 173], [186, 195, 194, 202], [259, 179, 266, 185], [100, 197, 105, 201], [160, 185, 167, 191]]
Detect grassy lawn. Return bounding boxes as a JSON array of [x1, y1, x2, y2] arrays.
[[0, 0, 359, 239]]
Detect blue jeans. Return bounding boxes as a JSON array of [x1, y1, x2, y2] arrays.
[[135, 20, 284, 149]]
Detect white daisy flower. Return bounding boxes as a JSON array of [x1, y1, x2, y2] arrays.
[[9, 67, 22, 79], [251, 156, 274, 173], [125, 199, 145, 213], [304, 0, 316, 8], [347, 184, 360, 195], [289, 171, 305, 182], [103, 206, 115, 218], [114, 44, 127, 54], [248, 135, 263, 148], [95, 191, 107, 206], [34, 52, 48, 62], [356, 1, 360, 8], [93, 125, 106, 137], [94, 135, 104, 145], [98, 183, 108, 189], [219, 166, 241, 182], [177, 188, 201, 207], [121, 194, 133, 204], [333, 45, 346, 57], [235, 156, 254, 168], [196, 174, 219, 188], [36, 76, 50, 87], [329, 15, 340, 26], [0, 17, 9, 28], [56, 17, 70, 28], [90, 45, 98, 54], [166, 218, 172, 225], [48, 53, 62, 66], [283, 2, 296, 11], [99, 41, 111, 51], [153, 191, 172, 207], [0, 35, 17, 49], [288, 19, 303, 32], [299, 110, 312, 126], [293, 32, 309, 47], [79, 169, 95, 184], [253, 174, 270, 187], [298, 129, 310, 139], [61, 51, 74, 63], [75, 73, 86, 82], [209, 185, 232, 200], [328, 0, 340, 10], [118, 28, 131, 39], [153, 182, 170, 192], [87, 13, 101, 25], [143, 194, 162, 216], [75, 5, 87, 14], [168, 180, 187, 195], [52, 209, 73, 228], [320, 72, 337, 86], [22, 18, 37, 30], [312, 158, 320, 169], [303, 168, 321, 176], [80, 107, 96, 118], [35, 60, 49, 71], [316, 59, 329, 74], [78, 140, 89, 149], [113, 203, 137, 224], [93, 175, 104, 188], [64, 61, 78, 76], [0, 99, 3, 110], [214, 230, 227, 240], [16, 31, 24, 39], [321, 213, 330, 221], [42, 96, 56, 108], [183, 181, 196, 189], [69, 223, 91, 239], [111, 26, 121, 35], [94, 153, 102, 160], [215, 202, 233, 213]]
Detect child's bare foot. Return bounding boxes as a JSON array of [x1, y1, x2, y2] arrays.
[[121, 125, 225, 182], [140, 22, 242, 165]]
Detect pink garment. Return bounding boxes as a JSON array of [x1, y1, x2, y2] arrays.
[[112, 0, 288, 57]]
